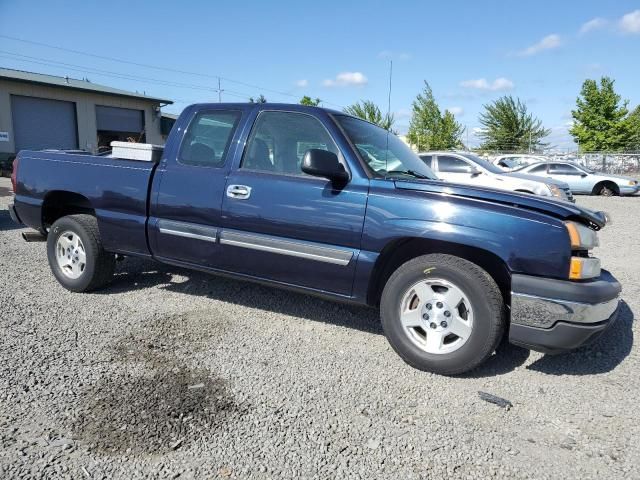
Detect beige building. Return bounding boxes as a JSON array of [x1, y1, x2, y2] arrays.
[[0, 68, 172, 168]]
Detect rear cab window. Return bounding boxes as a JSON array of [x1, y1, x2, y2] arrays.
[[179, 110, 241, 167]]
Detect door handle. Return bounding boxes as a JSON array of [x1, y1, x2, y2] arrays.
[[226, 184, 252, 199]]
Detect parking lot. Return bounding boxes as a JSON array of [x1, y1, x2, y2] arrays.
[[0, 176, 637, 479]]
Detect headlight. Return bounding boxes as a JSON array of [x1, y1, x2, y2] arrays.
[[547, 184, 564, 198], [565, 221, 601, 279], [565, 221, 599, 249], [629, 180, 637, 186]]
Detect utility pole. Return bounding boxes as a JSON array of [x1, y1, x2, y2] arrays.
[[466, 125, 469, 150], [218, 77, 222, 102], [528, 132, 532, 153]]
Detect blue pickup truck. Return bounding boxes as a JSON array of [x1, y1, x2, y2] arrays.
[[9, 103, 621, 375]]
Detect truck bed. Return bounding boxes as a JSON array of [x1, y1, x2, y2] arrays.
[[13, 150, 158, 256]]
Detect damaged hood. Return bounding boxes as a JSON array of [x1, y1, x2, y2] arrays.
[[394, 179, 608, 229]]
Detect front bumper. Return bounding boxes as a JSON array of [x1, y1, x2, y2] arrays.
[[619, 185, 640, 196], [509, 270, 621, 353]]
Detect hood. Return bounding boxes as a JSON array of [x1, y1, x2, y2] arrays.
[[504, 172, 569, 188], [394, 179, 608, 229]]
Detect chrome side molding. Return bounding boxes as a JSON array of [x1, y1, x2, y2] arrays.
[[219, 229, 353, 266], [156, 220, 354, 266], [157, 219, 218, 243]]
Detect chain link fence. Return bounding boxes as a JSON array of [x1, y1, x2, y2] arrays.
[[478, 150, 640, 175]]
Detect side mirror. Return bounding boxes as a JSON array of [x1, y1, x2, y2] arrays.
[[470, 168, 482, 177], [301, 149, 349, 182], [580, 173, 588, 177]]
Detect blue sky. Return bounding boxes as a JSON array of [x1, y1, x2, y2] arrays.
[[1, 0, 639, 149]]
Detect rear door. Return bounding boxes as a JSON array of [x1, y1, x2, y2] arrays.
[[149, 107, 246, 267], [217, 109, 368, 296]]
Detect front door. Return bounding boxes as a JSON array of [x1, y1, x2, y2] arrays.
[[218, 110, 368, 296]]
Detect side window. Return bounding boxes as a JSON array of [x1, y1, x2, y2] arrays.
[[437, 155, 472, 173], [529, 164, 548, 174], [419, 155, 433, 168], [179, 110, 241, 167], [549, 163, 579, 174], [241, 111, 339, 175]]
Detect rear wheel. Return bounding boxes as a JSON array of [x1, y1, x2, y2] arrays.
[[380, 254, 506, 375], [47, 214, 115, 292]]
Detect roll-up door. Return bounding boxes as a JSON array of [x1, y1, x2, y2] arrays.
[[95, 105, 144, 133], [11, 95, 78, 151]]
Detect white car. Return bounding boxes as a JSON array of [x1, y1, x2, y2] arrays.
[[419, 151, 574, 202], [491, 154, 548, 171]]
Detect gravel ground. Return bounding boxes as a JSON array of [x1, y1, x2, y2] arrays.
[[0, 175, 638, 479]]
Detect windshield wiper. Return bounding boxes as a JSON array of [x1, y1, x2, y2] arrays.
[[385, 169, 430, 179]]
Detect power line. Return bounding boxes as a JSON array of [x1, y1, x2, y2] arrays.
[[0, 34, 344, 108], [0, 51, 266, 102]]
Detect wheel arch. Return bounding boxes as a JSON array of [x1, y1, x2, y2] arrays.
[[591, 180, 619, 196], [367, 237, 511, 307], [42, 190, 96, 229]]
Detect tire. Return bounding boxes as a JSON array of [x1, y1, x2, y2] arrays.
[[380, 254, 506, 375], [594, 182, 617, 196], [47, 214, 116, 292]]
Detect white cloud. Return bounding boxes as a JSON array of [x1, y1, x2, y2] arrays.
[[322, 72, 368, 87], [517, 34, 562, 56], [459, 77, 514, 91], [619, 9, 640, 34], [447, 106, 464, 116], [294, 79, 308, 88], [580, 17, 608, 34]]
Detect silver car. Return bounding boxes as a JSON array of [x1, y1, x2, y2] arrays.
[[419, 152, 574, 202], [515, 161, 640, 196]]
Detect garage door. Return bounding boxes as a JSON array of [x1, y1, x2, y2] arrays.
[[11, 95, 78, 151], [95, 106, 144, 133]]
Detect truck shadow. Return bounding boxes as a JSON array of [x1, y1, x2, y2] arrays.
[[102, 258, 633, 377], [525, 300, 634, 376], [103, 257, 383, 336], [0, 209, 22, 230]]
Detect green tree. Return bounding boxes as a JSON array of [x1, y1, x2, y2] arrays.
[[478, 95, 549, 152], [343, 100, 395, 131], [406, 82, 464, 150], [300, 96, 322, 106], [249, 94, 267, 103], [570, 77, 631, 152], [627, 105, 640, 151]]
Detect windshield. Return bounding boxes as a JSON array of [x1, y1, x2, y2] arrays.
[[459, 153, 505, 174], [335, 115, 438, 180]]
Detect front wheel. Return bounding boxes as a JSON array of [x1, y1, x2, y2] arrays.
[[47, 214, 116, 292], [380, 254, 506, 375]]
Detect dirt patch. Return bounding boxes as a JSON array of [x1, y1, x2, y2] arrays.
[[68, 310, 241, 455]]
